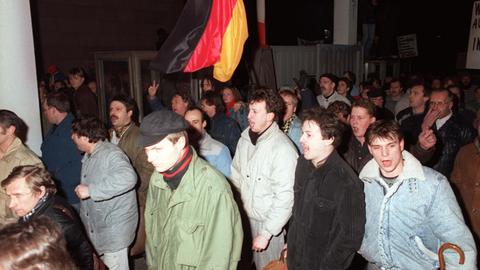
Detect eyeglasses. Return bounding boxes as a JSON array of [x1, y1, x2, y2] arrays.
[[429, 100, 449, 106]]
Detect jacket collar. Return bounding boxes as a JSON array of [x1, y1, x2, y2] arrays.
[[150, 148, 203, 207], [241, 122, 279, 144], [4, 137, 23, 157], [359, 150, 426, 184]]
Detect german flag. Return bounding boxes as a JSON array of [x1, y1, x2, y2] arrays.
[[150, 0, 248, 82]]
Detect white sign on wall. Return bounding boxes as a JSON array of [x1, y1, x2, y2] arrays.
[[397, 34, 418, 58], [467, 1, 480, 69]]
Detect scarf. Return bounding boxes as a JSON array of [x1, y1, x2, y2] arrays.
[[225, 100, 236, 117], [162, 146, 193, 190]]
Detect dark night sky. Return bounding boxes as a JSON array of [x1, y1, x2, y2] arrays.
[[261, 0, 475, 74]]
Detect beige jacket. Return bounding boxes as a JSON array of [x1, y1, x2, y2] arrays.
[[0, 138, 43, 225]]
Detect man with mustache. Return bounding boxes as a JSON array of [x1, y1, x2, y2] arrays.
[[108, 95, 154, 256]]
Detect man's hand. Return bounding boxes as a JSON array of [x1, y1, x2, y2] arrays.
[[147, 80, 159, 99], [252, 235, 270, 252], [418, 128, 437, 150], [421, 106, 440, 131], [75, 184, 90, 200], [233, 102, 242, 112]]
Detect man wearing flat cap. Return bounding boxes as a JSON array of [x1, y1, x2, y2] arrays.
[[317, 73, 351, 108], [139, 110, 243, 270]]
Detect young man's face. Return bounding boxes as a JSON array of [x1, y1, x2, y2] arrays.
[[185, 109, 206, 135], [409, 85, 428, 109], [349, 107, 375, 141], [300, 120, 333, 165], [6, 177, 45, 217], [171, 95, 189, 116], [109, 101, 132, 128], [42, 102, 57, 125], [145, 136, 185, 173], [248, 101, 274, 133], [68, 74, 84, 90], [200, 100, 216, 118], [71, 133, 90, 153], [389, 81, 402, 97], [368, 135, 404, 178]]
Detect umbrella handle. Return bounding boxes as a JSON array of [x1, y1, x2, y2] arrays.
[[438, 243, 465, 270]]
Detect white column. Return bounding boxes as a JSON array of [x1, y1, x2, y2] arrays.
[[0, 0, 42, 155], [334, 0, 358, 45]]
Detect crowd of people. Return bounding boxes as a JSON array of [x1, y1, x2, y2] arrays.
[[0, 67, 479, 270]]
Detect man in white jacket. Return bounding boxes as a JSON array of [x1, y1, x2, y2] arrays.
[[231, 88, 298, 269]]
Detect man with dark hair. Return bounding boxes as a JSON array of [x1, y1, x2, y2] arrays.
[[68, 67, 98, 117], [0, 110, 43, 225], [422, 88, 476, 178], [108, 95, 154, 256], [286, 108, 365, 270], [397, 82, 430, 146], [385, 78, 409, 115], [343, 99, 377, 173], [41, 92, 83, 209], [317, 73, 351, 108], [171, 92, 194, 116], [184, 107, 232, 177], [2, 165, 93, 269], [231, 88, 298, 269], [200, 91, 241, 155], [138, 110, 243, 269], [71, 116, 137, 270], [0, 216, 77, 270], [359, 120, 477, 269]]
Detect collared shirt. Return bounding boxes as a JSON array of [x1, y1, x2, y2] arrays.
[[435, 112, 452, 130]]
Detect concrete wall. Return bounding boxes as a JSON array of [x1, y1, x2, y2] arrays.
[[33, 0, 184, 75]]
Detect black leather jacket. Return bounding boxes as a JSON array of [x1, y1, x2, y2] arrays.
[[20, 194, 94, 270], [428, 115, 476, 178]]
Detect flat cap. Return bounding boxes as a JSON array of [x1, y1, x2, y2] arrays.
[[137, 110, 189, 147]]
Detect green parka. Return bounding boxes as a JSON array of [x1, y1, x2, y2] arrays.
[[145, 149, 243, 270]]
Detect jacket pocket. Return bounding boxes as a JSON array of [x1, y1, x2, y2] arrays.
[[176, 220, 204, 267], [409, 235, 439, 265]]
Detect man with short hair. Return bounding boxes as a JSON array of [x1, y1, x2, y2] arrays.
[[2, 165, 93, 269], [184, 107, 232, 177], [200, 92, 241, 155], [359, 120, 477, 269], [108, 95, 154, 256], [0, 110, 43, 225], [139, 110, 243, 270], [171, 92, 194, 116], [287, 108, 365, 270], [279, 89, 302, 152], [72, 116, 137, 270], [385, 78, 409, 116], [231, 88, 298, 269], [397, 82, 430, 146], [41, 92, 83, 209], [343, 99, 377, 173], [68, 67, 98, 117], [422, 88, 476, 178], [317, 73, 351, 108]]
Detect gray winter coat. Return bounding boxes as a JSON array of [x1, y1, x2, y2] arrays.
[[79, 140, 138, 254]]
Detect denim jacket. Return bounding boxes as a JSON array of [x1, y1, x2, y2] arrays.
[[358, 151, 477, 270]]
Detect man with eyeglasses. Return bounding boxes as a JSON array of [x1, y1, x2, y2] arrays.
[[421, 88, 476, 178]]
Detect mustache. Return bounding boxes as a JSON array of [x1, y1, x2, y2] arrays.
[[110, 115, 119, 120]]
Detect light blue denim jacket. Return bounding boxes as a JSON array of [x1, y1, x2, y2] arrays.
[[359, 151, 477, 270], [286, 115, 303, 154]]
